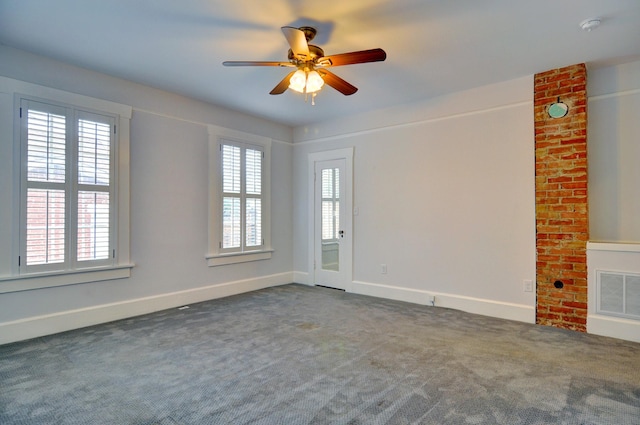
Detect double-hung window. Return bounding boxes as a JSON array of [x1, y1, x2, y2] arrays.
[[20, 99, 115, 273], [221, 142, 264, 252], [207, 126, 272, 266], [0, 77, 132, 293]]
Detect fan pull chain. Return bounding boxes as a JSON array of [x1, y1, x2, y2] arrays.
[[302, 92, 317, 105]]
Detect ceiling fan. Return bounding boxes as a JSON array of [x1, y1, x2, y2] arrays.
[[223, 26, 386, 102]]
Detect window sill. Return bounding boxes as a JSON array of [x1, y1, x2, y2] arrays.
[[206, 250, 273, 267], [0, 264, 134, 294]]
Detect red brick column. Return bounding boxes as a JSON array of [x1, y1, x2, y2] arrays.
[[534, 64, 588, 332]]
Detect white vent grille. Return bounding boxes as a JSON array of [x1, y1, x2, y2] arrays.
[[597, 271, 640, 319]]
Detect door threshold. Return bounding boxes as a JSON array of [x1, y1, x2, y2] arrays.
[[315, 285, 346, 291]]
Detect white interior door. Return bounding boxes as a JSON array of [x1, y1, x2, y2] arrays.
[[312, 157, 350, 290]]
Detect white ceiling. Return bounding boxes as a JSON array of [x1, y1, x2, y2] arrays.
[[1, 0, 639, 127]]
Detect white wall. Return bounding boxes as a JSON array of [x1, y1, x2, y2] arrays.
[[293, 77, 537, 323], [588, 59, 640, 243], [586, 60, 640, 341], [0, 47, 293, 343]]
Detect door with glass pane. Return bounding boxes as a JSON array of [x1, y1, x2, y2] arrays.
[[314, 159, 347, 290]]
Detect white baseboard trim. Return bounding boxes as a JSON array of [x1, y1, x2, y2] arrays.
[[350, 280, 535, 323], [588, 314, 640, 343], [0, 272, 293, 345], [293, 271, 310, 286]]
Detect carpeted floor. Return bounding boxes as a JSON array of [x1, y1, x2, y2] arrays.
[[1, 284, 639, 424]]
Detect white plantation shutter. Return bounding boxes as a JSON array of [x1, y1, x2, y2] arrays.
[[21, 99, 115, 272], [222, 144, 241, 249], [76, 113, 113, 262], [321, 168, 333, 199], [321, 167, 340, 241], [223, 197, 241, 248], [220, 141, 264, 252], [222, 145, 241, 193], [245, 148, 262, 247], [24, 103, 68, 266], [25, 188, 66, 265], [78, 118, 111, 185], [245, 198, 261, 247], [27, 109, 66, 183], [245, 148, 261, 195], [77, 191, 110, 261]]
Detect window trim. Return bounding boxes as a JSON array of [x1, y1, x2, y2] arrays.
[[0, 76, 133, 293], [219, 141, 264, 254], [20, 99, 117, 272], [206, 125, 272, 266]]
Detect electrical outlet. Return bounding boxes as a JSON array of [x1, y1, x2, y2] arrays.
[[381, 264, 387, 274], [523, 280, 533, 292]]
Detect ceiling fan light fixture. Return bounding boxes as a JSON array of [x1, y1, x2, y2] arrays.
[[289, 69, 324, 94], [289, 69, 307, 93], [306, 70, 324, 93]]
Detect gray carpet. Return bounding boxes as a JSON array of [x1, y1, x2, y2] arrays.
[[1, 284, 639, 424]]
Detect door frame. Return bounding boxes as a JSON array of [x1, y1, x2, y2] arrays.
[[307, 148, 353, 291]]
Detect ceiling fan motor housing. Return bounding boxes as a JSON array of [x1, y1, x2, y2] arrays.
[[288, 44, 325, 62]]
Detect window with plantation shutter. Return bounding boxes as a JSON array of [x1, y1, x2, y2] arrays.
[[206, 125, 272, 266], [1, 79, 131, 294], [19, 99, 116, 273], [220, 141, 264, 253]]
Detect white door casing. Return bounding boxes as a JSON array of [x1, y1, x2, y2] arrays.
[[308, 148, 353, 290]]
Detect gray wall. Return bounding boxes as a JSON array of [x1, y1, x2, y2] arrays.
[[0, 47, 293, 324], [588, 60, 640, 243], [292, 77, 538, 320]]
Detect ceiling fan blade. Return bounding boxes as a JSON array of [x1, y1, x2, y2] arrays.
[[281, 26, 310, 59], [223, 61, 293, 67], [270, 71, 297, 95], [319, 48, 387, 67], [318, 70, 358, 96]]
